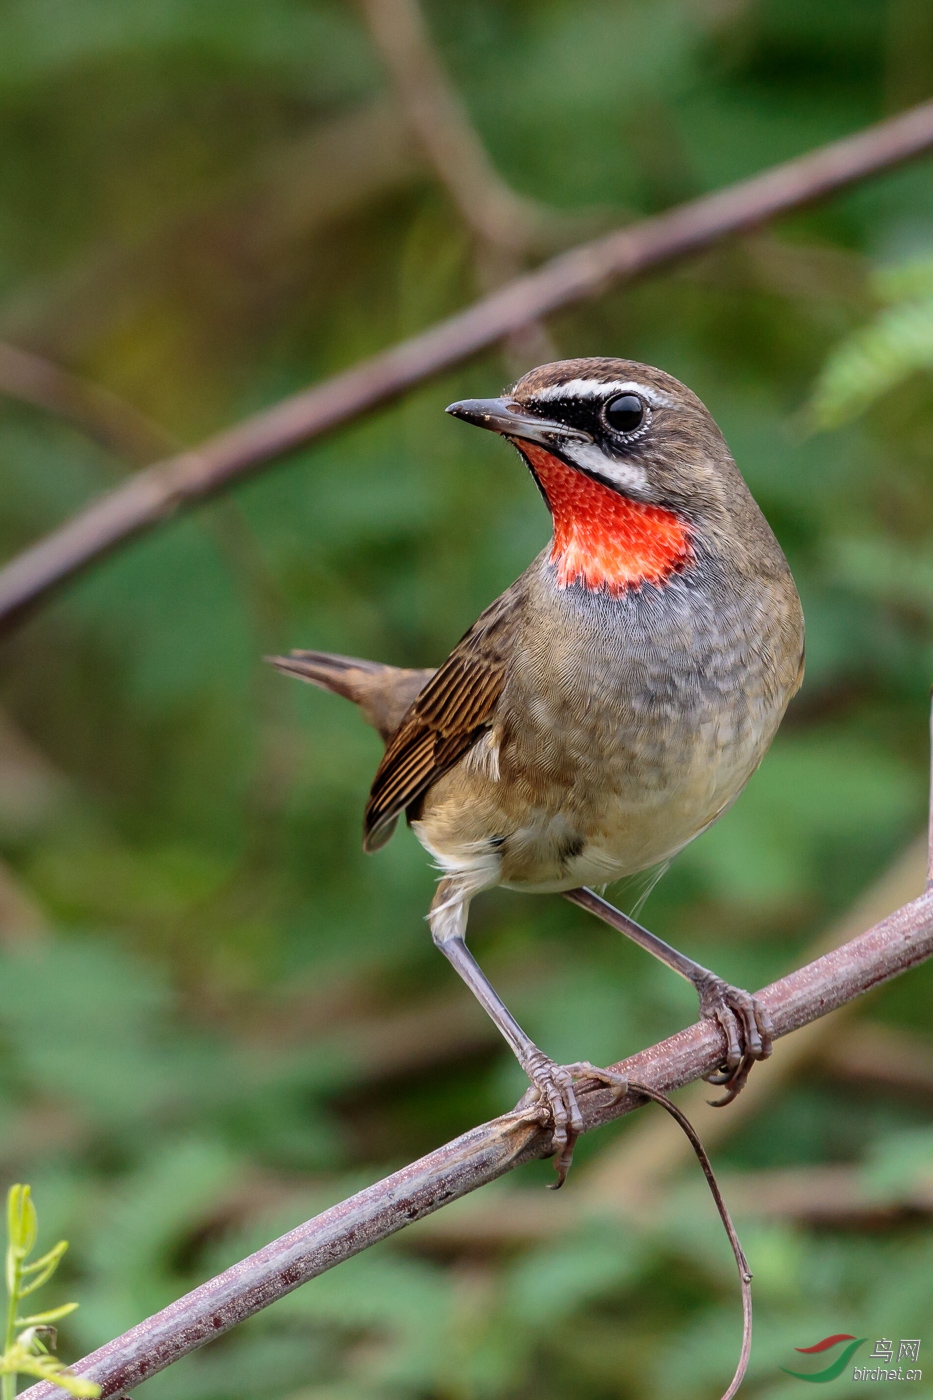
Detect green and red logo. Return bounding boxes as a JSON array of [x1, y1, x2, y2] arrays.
[[782, 1335, 867, 1383]]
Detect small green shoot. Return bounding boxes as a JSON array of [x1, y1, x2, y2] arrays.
[[1, 1185, 99, 1399]]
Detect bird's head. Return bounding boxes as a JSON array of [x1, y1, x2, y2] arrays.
[[447, 357, 742, 596]]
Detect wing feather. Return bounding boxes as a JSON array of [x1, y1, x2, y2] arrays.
[[363, 585, 521, 851]]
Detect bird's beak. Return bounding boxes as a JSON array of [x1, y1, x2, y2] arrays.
[[446, 397, 591, 446]]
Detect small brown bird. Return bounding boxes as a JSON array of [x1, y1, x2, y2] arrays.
[[273, 357, 804, 1177]]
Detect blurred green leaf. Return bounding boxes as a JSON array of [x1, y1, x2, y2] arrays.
[[862, 1126, 933, 1200], [810, 294, 933, 426]]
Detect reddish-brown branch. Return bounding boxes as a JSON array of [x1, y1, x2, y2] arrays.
[[19, 883, 933, 1400], [2, 100, 933, 633]]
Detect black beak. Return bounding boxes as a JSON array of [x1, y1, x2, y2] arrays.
[[446, 397, 591, 446]]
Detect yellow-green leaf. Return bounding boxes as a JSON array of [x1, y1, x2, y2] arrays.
[[22, 1240, 69, 1277], [6, 1184, 38, 1258], [16, 1303, 80, 1326]]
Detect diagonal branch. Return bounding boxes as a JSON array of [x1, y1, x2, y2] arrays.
[[1, 100, 933, 634], [19, 879, 933, 1400]]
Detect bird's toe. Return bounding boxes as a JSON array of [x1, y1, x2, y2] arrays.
[[696, 975, 772, 1103], [518, 1052, 628, 1184]]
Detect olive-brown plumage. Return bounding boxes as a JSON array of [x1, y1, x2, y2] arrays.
[[272, 358, 804, 1180]]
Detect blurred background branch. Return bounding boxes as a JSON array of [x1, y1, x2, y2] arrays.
[[0, 98, 425, 360], [356, 0, 579, 260], [2, 101, 933, 634], [356, 0, 566, 362], [0, 344, 176, 466]]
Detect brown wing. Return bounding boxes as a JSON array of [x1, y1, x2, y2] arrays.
[[363, 585, 522, 851]]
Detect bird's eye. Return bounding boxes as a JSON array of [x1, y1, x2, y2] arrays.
[[604, 393, 645, 434]]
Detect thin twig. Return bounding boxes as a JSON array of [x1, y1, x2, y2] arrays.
[[0, 342, 177, 464], [716, 1164, 933, 1226], [18, 881, 933, 1400], [417, 1159, 933, 1244], [2, 100, 933, 633], [575, 837, 929, 1212], [357, 0, 572, 257], [626, 1083, 752, 1400], [357, 0, 561, 365]]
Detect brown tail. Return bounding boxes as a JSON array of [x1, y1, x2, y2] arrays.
[[267, 649, 434, 742]]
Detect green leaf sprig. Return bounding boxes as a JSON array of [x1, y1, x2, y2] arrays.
[[1, 1185, 99, 1399]]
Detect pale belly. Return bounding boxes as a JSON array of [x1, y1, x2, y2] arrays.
[[413, 696, 780, 896]]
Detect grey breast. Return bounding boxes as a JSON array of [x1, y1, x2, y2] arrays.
[[501, 546, 799, 796]]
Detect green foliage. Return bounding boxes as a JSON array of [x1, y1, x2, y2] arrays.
[[2, 1185, 98, 1398], [810, 253, 933, 426], [0, 1, 931, 1398]]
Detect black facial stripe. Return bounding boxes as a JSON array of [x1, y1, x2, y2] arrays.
[[520, 389, 657, 451], [523, 395, 604, 434]]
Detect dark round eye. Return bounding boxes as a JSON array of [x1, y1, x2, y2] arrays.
[[604, 393, 645, 434]]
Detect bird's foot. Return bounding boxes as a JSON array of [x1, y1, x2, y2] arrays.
[[517, 1049, 628, 1186], [695, 972, 773, 1105]]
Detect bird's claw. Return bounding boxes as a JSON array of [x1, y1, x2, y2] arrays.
[[517, 1050, 628, 1186], [695, 973, 773, 1105]]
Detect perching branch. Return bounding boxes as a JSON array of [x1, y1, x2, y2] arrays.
[[2, 100, 933, 633], [19, 875, 933, 1400], [415, 838, 931, 1241]]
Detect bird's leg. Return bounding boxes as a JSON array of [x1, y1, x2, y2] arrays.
[[429, 878, 627, 1181], [564, 887, 773, 1104]]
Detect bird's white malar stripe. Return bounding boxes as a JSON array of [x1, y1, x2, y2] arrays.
[[559, 441, 650, 493], [531, 379, 676, 409]]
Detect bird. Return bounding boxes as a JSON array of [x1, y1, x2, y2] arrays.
[[271, 357, 804, 1181]]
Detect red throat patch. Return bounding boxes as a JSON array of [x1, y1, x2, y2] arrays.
[[519, 442, 692, 595]]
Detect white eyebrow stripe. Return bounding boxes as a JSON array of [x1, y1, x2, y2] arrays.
[[532, 378, 676, 408]]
